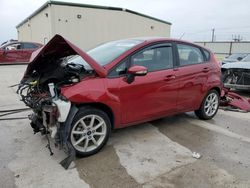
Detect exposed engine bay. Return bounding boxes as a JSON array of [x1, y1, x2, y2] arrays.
[[17, 56, 94, 167], [18, 55, 93, 113], [18, 55, 94, 131], [16, 35, 104, 168], [222, 68, 250, 90]]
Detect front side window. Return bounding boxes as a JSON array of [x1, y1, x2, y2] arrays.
[[109, 59, 128, 77], [131, 46, 173, 72], [177, 44, 204, 66]]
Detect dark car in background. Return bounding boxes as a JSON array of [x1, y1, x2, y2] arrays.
[[0, 41, 42, 64], [221, 53, 249, 65]]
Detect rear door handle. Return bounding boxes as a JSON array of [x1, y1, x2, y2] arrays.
[[202, 67, 210, 73], [164, 75, 176, 81]]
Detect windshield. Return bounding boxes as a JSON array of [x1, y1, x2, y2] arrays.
[[87, 39, 143, 65], [65, 39, 143, 69], [65, 55, 92, 70], [242, 54, 250, 62]]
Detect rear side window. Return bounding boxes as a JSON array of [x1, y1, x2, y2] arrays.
[[177, 44, 204, 66], [22, 43, 38, 49]]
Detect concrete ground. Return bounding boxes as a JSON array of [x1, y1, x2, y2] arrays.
[[1, 65, 250, 188]]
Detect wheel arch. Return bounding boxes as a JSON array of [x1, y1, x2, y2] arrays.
[[196, 86, 221, 110], [76, 102, 115, 129], [209, 86, 221, 96]]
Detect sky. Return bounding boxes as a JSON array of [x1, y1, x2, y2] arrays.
[[0, 0, 250, 44]]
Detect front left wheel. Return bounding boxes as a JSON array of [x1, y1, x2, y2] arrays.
[[69, 107, 111, 157]]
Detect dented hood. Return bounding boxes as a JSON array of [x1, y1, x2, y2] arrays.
[[222, 61, 250, 69], [24, 35, 107, 77]]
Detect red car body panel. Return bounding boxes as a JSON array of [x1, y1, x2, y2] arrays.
[[175, 55, 221, 112], [27, 35, 222, 129], [221, 88, 250, 112], [0, 42, 42, 64]]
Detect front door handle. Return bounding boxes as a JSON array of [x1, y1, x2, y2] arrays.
[[202, 67, 209, 73], [164, 75, 176, 81]]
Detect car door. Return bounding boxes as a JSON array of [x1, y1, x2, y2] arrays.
[[116, 43, 178, 125], [0, 43, 23, 63], [174, 43, 210, 112]]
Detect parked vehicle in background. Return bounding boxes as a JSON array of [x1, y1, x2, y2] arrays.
[[0, 39, 18, 46], [222, 54, 250, 90], [0, 41, 42, 64], [241, 54, 250, 62], [221, 53, 249, 65], [18, 35, 221, 158]]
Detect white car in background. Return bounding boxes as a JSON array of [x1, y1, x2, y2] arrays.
[[221, 53, 249, 65], [222, 54, 250, 90]]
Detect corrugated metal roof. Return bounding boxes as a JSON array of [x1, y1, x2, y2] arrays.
[[16, 0, 172, 28]]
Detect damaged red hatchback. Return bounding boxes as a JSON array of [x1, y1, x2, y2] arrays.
[[18, 35, 221, 161]]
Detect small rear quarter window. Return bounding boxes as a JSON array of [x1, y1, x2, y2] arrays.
[[203, 49, 210, 61]]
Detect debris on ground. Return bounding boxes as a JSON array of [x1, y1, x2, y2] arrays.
[[192, 152, 202, 159], [220, 88, 250, 112]]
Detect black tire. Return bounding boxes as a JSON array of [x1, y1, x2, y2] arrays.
[[195, 90, 219, 120], [69, 106, 111, 157]]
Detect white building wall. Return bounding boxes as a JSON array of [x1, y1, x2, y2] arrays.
[[17, 21, 31, 42], [50, 5, 170, 50], [17, 6, 52, 44], [231, 43, 250, 53], [17, 4, 170, 50]]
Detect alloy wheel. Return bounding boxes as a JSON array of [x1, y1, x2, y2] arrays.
[[204, 93, 219, 117], [70, 114, 107, 153]]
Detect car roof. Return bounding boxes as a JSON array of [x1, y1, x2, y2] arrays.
[[126, 37, 211, 52], [1, 41, 43, 48]]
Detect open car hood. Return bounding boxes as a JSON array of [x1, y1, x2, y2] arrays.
[[24, 34, 107, 77]]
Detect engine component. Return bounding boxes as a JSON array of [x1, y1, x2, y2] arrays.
[[222, 65, 250, 90]]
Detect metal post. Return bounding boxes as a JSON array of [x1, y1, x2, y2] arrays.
[[212, 28, 215, 42]]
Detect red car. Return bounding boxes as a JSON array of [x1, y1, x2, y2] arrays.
[[19, 35, 221, 160], [0, 41, 42, 64]]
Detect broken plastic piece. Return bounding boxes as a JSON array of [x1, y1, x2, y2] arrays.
[[220, 88, 250, 112], [60, 142, 76, 169], [192, 152, 202, 159]]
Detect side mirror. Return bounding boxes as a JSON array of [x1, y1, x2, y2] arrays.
[[125, 65, 148, 84], [128, 65, 148, 76]]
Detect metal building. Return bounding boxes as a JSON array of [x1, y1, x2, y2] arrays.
[[16, 1, 171, 50]]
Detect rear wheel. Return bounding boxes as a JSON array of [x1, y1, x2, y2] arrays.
[[195, 90, 219, 120], [69, 107, 111, 157]]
